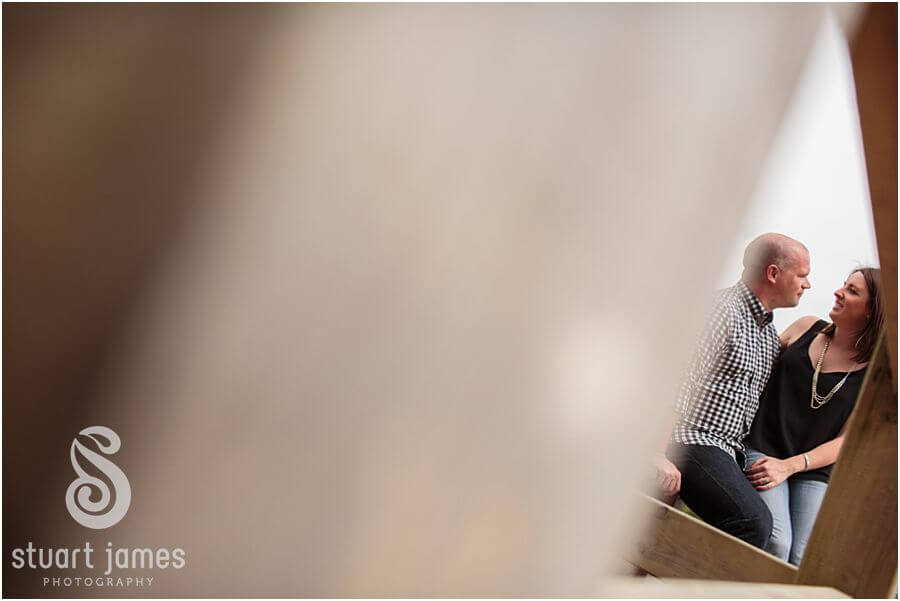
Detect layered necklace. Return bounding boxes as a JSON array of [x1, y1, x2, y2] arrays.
[[810, 337, 857, 409]]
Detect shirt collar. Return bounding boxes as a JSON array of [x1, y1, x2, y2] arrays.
[[737, 281, 773, 327]]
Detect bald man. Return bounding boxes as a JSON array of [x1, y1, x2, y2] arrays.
[[654, 233, 811, 549]]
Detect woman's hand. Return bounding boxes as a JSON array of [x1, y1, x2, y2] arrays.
[[745, 456, 797, 490], [653, 453, 681, 496]]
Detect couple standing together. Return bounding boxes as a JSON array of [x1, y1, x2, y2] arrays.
[[655, 232, 884, 566]]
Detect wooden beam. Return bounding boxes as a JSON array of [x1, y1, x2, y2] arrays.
[[849, 2, 897, 384], [595, 577, 847, 598], [627, 495, 797, 584], [795, 333, 898, 597]]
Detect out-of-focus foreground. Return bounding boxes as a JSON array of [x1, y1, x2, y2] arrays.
[[3, 3, 894, 597]]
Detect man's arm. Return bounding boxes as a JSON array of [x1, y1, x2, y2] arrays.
[[676, 297, 733, 417], [654, 296, 733, 500], [653, 415, 681, 503]]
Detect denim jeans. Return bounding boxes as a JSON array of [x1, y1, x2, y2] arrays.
[[744, 447, 828, 565], [667, 442, 773, 549]]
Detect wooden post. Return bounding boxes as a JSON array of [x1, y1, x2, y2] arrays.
[[795, 333, 898, 597], [796, 7, 898, 595], [848, 3, 898, 384]]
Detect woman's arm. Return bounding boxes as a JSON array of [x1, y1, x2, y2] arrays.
[[745, 433, 847, 490], [796, 435, 845, 472]]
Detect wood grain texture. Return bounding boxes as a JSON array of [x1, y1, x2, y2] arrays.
[[795, 333, 898, 597], [628, 495, 797, 584], [596, 577, 848, 598], [849, 2, 898, 384]]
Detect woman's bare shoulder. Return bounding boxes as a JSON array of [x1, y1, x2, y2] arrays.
[[780, 315, 821, 347]]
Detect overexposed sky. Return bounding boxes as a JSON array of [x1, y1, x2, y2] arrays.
[[718, 12, 879, 333]]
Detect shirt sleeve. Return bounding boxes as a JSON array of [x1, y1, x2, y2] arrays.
[[675, 297, 733, 417]]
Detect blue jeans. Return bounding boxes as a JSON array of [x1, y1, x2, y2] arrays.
[[745, 447, 828, 566], [667, 443, 773, 549]]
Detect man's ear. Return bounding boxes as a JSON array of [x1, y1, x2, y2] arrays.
[[765, 264, 779, 284]]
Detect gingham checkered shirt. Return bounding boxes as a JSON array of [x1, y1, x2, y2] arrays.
[[672, 281, 780, 461]]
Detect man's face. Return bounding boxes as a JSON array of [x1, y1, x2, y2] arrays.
[[774, 250, 811, 308]]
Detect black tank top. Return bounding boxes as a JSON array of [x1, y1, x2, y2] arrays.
[[747, 320, 866, 483]]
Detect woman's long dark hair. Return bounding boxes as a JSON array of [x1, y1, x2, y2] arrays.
[[823, 267, 883, 363]]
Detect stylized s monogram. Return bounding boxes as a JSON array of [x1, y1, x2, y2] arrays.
[[65, 426, 131, 529]]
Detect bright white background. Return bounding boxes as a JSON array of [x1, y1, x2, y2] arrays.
[[717, 13, 880, 333]]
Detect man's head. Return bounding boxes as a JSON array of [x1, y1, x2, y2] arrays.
[[740, 233, 810, 310]]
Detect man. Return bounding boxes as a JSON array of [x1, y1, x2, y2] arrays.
[[654, 233, 811, 549]]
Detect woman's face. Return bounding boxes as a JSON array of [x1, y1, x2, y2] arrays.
[[829, 271, 870, 329]]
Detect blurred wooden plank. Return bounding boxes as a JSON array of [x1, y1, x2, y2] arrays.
[[596, 577, 847, 598], [849, 2, 897, 383], [795, 334, 897, 597], [628, 495, 797, 584]]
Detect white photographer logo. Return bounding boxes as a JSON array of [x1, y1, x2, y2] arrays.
[[65, 426, 131, 529]]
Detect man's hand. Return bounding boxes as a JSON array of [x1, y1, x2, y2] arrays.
[[745, 456, 796, 490], [653, 452, 681, 497]]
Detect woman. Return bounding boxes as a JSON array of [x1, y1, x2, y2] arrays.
[[744, 267, 883, 566]]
